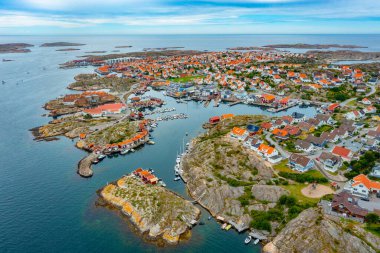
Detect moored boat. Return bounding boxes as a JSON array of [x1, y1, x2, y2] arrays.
[[244, 236, 252, 244], [253, 238, 260, 245], [221, 223, 227, 229], [120, 149, 129, 155], [98, 154, 106, 160], [225, 224, 232, 230]]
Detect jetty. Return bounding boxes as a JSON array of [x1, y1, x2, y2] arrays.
[[77, 153, 97, 178]]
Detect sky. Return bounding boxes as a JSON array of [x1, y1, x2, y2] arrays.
[[0, 0, 379, 34]]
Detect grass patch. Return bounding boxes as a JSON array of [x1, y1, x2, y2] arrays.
[[169, 75, 204, 83], [281, 184, 321, 205]]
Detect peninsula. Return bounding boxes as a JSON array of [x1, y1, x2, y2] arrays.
[[98, 173, 200, 245]]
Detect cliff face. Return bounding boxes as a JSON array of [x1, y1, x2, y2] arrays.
[[263, 207, 380, 253]]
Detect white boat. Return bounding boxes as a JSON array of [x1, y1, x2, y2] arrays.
[[130, 149, 135, 152], [174, 176, 181, 181], [176, 157, 181, 163], [244, 236, 252, 244], [159, 181, 166, 187], [98, 154, 106, 160], [147, 140, 155, 145], [120, 149, 129, 155], [253, 238, 260, 245]]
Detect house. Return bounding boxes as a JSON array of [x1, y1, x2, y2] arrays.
[[268, 155, 283, 164], [331, 191, 368, 220], [261, 94, 276, 103], [272, 128, 289, 140], [369, 165, 380, 179], [318, 152, 342, 172], [344, 174, 380, 197], [283, 125, 301, 136], [230, 127, 248, 140], [315, 114, 334, 125], [258, 143, 279, 158], [247, 124, 262, 135], [361, 98, 371, 105], [327, 103, 340, 112], [291, 112, 306, 123], [261, 122, 274, 131], [298, 122, 315, 133], [209, 116, 220, 124], [83, 103, 126, 117], [281, 115, 293, 125], [295, 139, 314, 153], [288, 153, 315, 172], [320, 131, 339, 143], [305, 134, 327, 147], [332, 146, 353, 161]]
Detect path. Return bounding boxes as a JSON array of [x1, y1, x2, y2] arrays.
[[340, 84, 376, 107], [265, 131, 290, 158]]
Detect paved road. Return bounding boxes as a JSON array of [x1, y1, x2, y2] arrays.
[[340, 84, 376, 107], [265, 132, 290, 158]]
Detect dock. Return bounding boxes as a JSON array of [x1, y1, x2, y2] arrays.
[[229, 100, 242, 107]]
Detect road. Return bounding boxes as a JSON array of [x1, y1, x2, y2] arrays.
[[340, 83, 377, 107], [265, 132, 290, 158]]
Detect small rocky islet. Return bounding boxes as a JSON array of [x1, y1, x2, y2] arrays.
[[98, 174, 200, 245]]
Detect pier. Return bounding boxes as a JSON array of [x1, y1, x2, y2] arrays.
[[229, 100, 242, 106]]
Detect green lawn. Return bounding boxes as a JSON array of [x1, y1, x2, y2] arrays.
[[313, 125, 334, 137], [281, 184, 320, 205], [169, 75, 204, 83]]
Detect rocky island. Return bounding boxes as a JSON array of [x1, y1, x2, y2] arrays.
[[0, 43, 34, 53], [98, 174, 200, 245], [40, 42, 86, 47]]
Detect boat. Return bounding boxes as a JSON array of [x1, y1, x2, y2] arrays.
[[130, 149, 135, 152], [208, 216, 212, 220], [253, 238, 260, 245], [147, 140, 155, 145], [92, 159, 99, 164], [225, 224, 232, 230], [120, 149, 129, 155], [244, 236, 252, 244], [98, 154, 106, 160], [159, 181, 166, 187], [148, 168, 155, 173], [174, 176, 181, 181], [221, 223, 227, 230]]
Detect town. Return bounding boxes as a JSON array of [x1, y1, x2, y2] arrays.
[[34, 48, 380, 249]]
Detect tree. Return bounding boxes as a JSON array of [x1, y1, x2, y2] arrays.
[[366, 213, 379, 224], [83, 114, 92, 119]]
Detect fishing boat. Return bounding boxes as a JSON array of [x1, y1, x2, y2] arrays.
[[253, 238, 260, 245], [98, 154, 106, 160], [221, 223, 227, 230], [225, 224, 232, 231], [120, 149, 129, 155], [244, 236, 252, 244]]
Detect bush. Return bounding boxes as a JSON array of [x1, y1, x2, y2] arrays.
[[278, 172, 328, 183], [251, 219, 271, 232], [366, 213, 380, 224], [278, 195, 296, 207]]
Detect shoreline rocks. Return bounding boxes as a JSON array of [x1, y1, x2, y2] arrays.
[[77, 153, 97, 178]]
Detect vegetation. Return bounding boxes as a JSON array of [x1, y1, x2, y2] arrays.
[[313, 125, 334, 137], [279, 171, 328, 184], [344, 151, 380, 178]]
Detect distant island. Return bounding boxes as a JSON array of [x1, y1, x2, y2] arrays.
[[85, 51, 107, 54], [115, 45, 132, 48], [227, 46, 275, 51], [0, 43, 33, 54], [263, 43, 367, 49], [40, 42, 86, 47], [56, 48, 81, 52]]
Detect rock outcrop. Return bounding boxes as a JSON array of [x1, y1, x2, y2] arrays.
[[251, 185, 289, 203], [263, 207, 379, 253], [99, 175, 200, 245]]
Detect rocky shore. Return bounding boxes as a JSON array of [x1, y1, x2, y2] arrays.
[[0, 43, 33, 53], [77, 153, 97, 177], [98, 175, 200, 245], [263, 207, 380, 253]]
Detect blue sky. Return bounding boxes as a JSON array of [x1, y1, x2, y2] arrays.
[[0, 0, 379, 34]]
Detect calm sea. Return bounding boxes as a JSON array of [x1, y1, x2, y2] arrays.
[[0, 35, 378, 253]]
